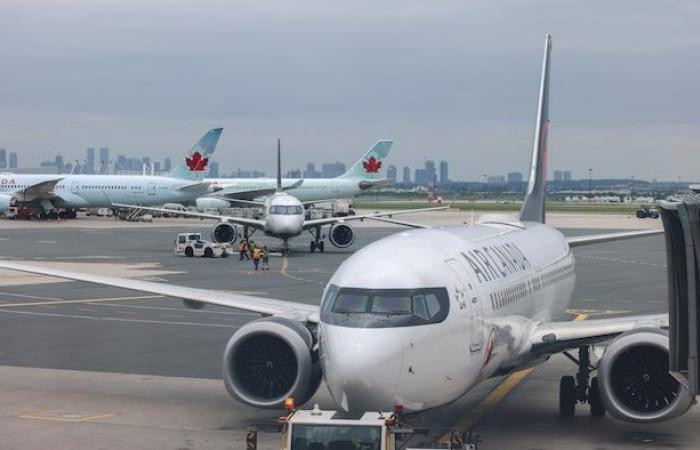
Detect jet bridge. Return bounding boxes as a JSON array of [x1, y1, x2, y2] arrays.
[[660, 194, 700, 396]]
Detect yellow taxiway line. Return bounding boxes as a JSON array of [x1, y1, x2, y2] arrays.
[[438, 313, 588, 443]]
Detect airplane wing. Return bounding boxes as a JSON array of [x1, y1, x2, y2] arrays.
[[0, 260, 320, 322], [218, 180, 304, 201], [303, 205, 449, 229], [112, 203, 265, 228], [176, 181, 211, 192], [12, 178, 64, 202], [566, 229, 663, 247], [528, 313, 668, 356], [361, 216, 430, 229]]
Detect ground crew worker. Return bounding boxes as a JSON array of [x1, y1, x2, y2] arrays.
[[252, 245, 262, 271], [238, 239, 249, 260], [262, 245, 270, 270]]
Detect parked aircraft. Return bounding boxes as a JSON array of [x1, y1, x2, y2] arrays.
[[0, 128, 222, 218], [1, 36, 686, 425], [116, 140, 446, 254], [196, 140, 393, 209]]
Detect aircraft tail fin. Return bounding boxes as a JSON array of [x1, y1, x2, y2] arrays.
[[276, 139, 282, 192], [337, 140, 393, 180], [165, 128, 223, 180], [519, 34, 551, 224]]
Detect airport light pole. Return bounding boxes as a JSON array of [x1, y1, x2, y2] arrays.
[[588, 168, 593, 200]]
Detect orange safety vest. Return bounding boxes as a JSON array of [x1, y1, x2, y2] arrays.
[[252, 248, 262, 260]]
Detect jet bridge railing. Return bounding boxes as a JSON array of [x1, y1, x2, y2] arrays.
[[660, 194, 700, 396]]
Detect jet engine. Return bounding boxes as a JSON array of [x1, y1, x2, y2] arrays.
[[598, 328, 693, 423], [211, 221, 237, 244], [0, 194, 14, 214], [196, 197, 231, 211], [222, 317, 322, 409], [329, 223, 356, 248]]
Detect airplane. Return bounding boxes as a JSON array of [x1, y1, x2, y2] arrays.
[[196, 140, 393, 209], [0, 35, 690, 425], [115, 139, 448, 254], [0, 128, 222, 219]]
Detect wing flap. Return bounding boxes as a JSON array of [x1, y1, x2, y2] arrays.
[[13, 178, 64, 202], [0, 260, 319, 322]]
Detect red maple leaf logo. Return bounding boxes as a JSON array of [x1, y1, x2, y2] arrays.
[[185, 151, 209, 171], [362, 156, 382, 173]]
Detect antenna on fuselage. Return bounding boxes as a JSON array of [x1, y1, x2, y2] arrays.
[[276, 138, 282, 193]]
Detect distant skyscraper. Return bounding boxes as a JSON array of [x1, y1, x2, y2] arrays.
[[415, 168, 426, 186], [208, 161, 220, 178], [487, 175, 506, 185], [563, 170, 572, 181], [287, 169, 302, 178], [553, 170, 564, 182], [0, 148, 6, 169], [387, 165, 397, 184], [163, 157, 172, 173], [55, 155, 65, 173], [153, 161, 161, 174], [507, 172, 523, 184], [439, 161, 448, 185], [402, 166, 411, 184], [99, 147, 110, 173], [9, 152, 17, 169], [425, 160, 436, 185], [304, 163, 320, 178], [86, 147, 95, 174]]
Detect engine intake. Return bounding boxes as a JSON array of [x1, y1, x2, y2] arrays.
[[211, 222, 237, 243], [598, 328, 693, 423], [222, 317, 321, 408], [329, 223, 355, 248]]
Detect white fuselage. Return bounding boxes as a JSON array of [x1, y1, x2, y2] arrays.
[[207, 177, 369, 202], [262, 192, 306, 239], [318, 221, 575, 412], [0, 174, 209, 211]]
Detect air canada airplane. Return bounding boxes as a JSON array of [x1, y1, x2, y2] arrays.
[[116, 140, 447, 254], [197, 140, 393, 209], [0, 128, 222, 218], [0, 35, 690, 424]]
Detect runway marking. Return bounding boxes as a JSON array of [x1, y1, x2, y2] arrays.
[[19, 410, 114, 423], [280, 256, 327, 286], [0, 291, 64, 301], [0, 295, 164, 308], [438, 313, 588, 443], [576, 254, 666, 268], [35, 240, 57, 244], [90, 302, 260, 316], [0, 309, 245, 327]]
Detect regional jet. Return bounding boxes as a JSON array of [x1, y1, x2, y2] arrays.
[[0, 128, 222, 218], [1, 35, 691, 424], [115, 140, 447, 254]]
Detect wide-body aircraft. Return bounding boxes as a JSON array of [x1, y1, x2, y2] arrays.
[[197, 140, 392, 208], [0, 128, 222, 218], [0, 35, 690, 425]]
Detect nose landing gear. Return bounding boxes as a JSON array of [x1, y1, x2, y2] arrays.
[[559, 345, 605, 418]]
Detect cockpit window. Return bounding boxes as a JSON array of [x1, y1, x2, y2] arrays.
[[270, 205, 303, 215], [321, 285, 449, 328]]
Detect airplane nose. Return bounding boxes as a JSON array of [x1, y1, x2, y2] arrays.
[[321, 326, 403, 412]]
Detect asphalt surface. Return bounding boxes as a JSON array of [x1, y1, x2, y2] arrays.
[[0, 220, 689, 449]]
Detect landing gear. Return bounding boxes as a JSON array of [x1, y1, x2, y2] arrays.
[[282, 239, 290, 256], [308, 226, 324, 253], [559, 345, 606, 418]]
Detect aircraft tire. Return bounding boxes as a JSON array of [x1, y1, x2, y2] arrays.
[[185, 247, 194, 257], [310, 241, 316, 253], [319, 241, 324, 253], [589, 377, 606, 417], [559, 375, 576, 417]]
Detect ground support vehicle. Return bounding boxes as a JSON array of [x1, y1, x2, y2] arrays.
[[175, 232, 232, 258]]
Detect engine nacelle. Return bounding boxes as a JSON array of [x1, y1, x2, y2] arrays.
[[196, 197, 231, 211], [211, 222, 237, 244], [0, 194, 13, 214], [329, 223, 356, 248], [222, 317, 322, 408], [598, 328, 693, 423]]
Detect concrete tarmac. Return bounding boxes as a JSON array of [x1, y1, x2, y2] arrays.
[[0, 215, 691, 449]]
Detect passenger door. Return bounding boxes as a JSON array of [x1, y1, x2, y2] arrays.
[[446, 258, 484, 353], [147, 183, 156, 196]]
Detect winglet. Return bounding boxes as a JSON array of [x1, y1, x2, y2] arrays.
[[519, 34, 551, 224]]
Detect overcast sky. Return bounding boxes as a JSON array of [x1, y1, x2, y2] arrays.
[[1, 0, 698, 180]]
